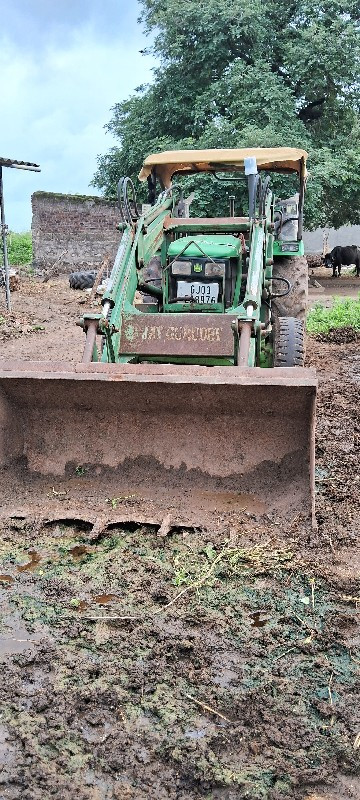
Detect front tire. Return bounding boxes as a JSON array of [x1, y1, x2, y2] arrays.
[[273, 317, 305, 367]]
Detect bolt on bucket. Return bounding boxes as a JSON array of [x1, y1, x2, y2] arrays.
[[0, 360, 316, 525]]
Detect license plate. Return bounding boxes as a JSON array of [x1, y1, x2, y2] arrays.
[[177, 281, 219, 304]]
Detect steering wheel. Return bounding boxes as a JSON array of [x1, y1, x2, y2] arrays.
[[117, 176, 140, 224]]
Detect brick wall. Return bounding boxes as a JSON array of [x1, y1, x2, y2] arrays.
[[31, 192, 121, 272]]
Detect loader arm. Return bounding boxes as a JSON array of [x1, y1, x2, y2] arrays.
[[80, 183, 273, 369], [78, 195, 172, 363]]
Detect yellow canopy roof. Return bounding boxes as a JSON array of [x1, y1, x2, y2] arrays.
[[138, 147, 308, 187]]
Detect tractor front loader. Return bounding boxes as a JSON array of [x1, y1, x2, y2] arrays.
[[0, 148, 316, 525]]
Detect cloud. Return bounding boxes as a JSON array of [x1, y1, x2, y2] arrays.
[[0, 1, 155, 230], [0, 0, 144, 53]]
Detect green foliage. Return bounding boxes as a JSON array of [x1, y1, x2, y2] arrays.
[[307, 296, 360, 333], [93, 0, 360, 228], [75, 465, 86, 476], [304, 143, 360, 229], [5, 232, 32, 265]]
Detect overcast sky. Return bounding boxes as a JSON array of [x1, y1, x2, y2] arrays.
[[0, 0, 155, 231]]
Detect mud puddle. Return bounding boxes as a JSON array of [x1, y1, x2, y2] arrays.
[[250, 610, 269, 627], [0, 609, 46, 659], [77, 594, 120, 613], [0, 574, 14, 585], [17, 550, 41, 572]]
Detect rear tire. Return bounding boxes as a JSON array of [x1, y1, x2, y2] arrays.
[[273, 317, 305, 367], [69, 271, 97, 290], [272, 255, 308, 321]]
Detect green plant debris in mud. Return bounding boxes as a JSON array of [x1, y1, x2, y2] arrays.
[[10, 593, 62, 626], [75, 465, 86, 476], [0, 521, 359, 798], [70, 598, 82, 608], [169, 542, 294, 597], [0, 528, 132, 603], [105, 494, 137, 509], [307, 295, 360, 334], [170, 733, 277, 794], [3, 703, 91, 777]]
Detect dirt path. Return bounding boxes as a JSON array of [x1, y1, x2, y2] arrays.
[[0, 276, 86, 361], [308, 270, 360, 307], [0, 277, 359, 799]]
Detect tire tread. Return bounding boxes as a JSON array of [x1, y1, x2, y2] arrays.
[[69, 271, 97, 290], [272, 255, 308, 321], [273, 317, 305, 367]]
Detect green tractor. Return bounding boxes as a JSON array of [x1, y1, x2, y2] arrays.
[[86, 147, 309, 370], [0, 148, 316, 525]]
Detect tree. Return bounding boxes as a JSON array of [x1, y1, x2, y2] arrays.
[[93, 0, 360, 228]]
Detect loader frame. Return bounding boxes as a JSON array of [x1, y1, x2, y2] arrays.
[[79, 148, 308, 370]]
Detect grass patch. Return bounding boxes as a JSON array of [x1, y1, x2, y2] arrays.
[[307, 295, 360, 334], [4, 231, 32, 265]]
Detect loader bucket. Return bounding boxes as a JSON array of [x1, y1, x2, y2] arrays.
[[0, 361, 316, 525]]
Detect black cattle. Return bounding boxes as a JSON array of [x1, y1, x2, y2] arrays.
[[324, 245, 360, 277]]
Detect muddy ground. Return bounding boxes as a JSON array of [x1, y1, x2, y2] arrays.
[[308, 267, 360, 309], [0, 275, 359, 800]]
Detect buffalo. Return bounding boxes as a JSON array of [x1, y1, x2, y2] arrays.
[[324, 245, 360, 278]]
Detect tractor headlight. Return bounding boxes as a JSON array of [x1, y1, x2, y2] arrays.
[[205, 262, 225, 276], [171, 260, 192, 275]]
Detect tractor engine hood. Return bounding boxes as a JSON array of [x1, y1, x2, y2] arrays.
[[168, 234, 242, 260]]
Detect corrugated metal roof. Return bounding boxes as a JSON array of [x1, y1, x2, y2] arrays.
[[0, 157, 40, 171]]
